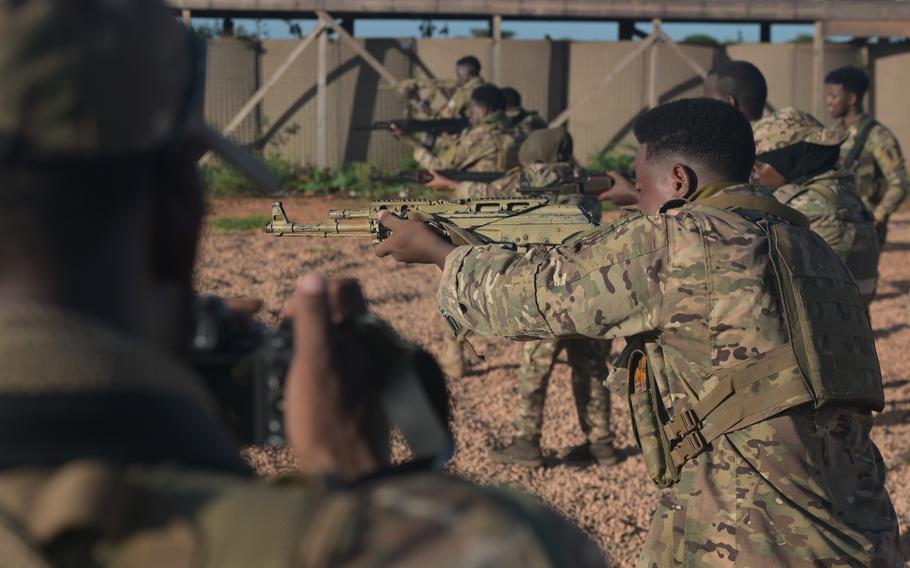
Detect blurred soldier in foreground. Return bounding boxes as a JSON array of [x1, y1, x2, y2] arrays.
[[398, 55, 486, 120], [753, 108, 880, 302], [501, 87, 548, 139], [0, 1, 611, 566], [374, 98, 902, 567], [826, 66, 910, 244]]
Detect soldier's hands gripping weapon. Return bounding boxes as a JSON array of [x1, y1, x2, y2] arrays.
[[380, 169, 507, 185], [264, 197, 601, 248], [358, 118, 469, 149]]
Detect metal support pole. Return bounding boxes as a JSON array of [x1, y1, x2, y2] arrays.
[[649, 20, 661, 108], [812, 21, 825, 120], [760, 22, 771, 43], [491, 15, 503, 85], [317, 26, 328, 168]]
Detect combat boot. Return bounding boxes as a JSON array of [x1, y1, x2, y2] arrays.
[[561, 441, 619, 466], [439, 336, 465, 378], [489, 437, 543, 467]]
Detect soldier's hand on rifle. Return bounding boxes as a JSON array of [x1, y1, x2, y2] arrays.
[[425, 170, 459, 191], [599, 171, 640, 206], [374, 210, 456, 269], [281, 274, 378, 480]]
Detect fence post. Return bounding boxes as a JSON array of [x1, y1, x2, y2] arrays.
[[317, 24, 329, 168]]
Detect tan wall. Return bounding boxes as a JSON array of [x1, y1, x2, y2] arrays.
[[567, 41, 717, 163], [725, 43, 861, 125], [204, 37, 906, 170], [413, 38, 569, 121], [869, 45, 910, 159], [205, 38, 259, 145], [256, 37, 410, 168]]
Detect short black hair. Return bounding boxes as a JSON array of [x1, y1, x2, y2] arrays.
[[825, 66, 869, 99], [501, 87, 521, 108], [708, 60, 768, 121], [456, 55, 481, 75], [633, 98, 756, 182], [471, 84, 506, 112]]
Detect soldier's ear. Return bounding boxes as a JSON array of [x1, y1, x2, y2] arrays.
[[670, 163, 697, 199]]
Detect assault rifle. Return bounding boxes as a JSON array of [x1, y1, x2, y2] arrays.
[[358, 118, 469, 149], [518, 174, 615, 197], [381, 170, 508, 185], [264, 198, 600, 247]]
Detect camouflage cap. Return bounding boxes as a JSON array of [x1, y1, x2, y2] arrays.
[[0, 0, 277, 193], [752, 107, 846, 155]]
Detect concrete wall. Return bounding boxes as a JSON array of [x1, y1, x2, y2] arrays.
[[204, 36, 907, 169]]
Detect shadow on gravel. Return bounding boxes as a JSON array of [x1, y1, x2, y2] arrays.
[[884, 379, 910, 390], [875, 409, 910, 427], [883, 241, 910, 252], [542, 445, 642, 469], [874, 279, 910, 301], [466, 364, 520, 376], [874, 323, 909, 340]]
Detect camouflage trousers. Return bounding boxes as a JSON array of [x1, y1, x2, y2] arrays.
[[513, 338, 613, 445], [639, 405, 903, 567]]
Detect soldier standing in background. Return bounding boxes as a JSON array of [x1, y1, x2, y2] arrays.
[[826, 66, 910, 244], [424, 129, 617, 467], [0, 1, 613, 565], [374, 98, 902, 567], [501, 87, 548, 139], [753, 108, 880, 302]]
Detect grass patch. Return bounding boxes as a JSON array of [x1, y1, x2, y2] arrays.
[[200, 153, 439, 199], [208, 214, 272, 232]]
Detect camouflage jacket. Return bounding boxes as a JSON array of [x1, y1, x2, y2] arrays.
[[0, 306, 608, 568], [413, 112, 518, 172], [439, 183, 804, 412], [773, 169, 879, 298], [438, 76, 485, 119], [455, 162, 601, 220], [505, 107, 548, 138], [835, 113, 910, 219], [438, 182, 901, 565]]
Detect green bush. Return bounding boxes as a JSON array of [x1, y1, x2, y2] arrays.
[[200, 154, 441, 199], [587, 144, 637, 175], [681, 34, 719, 46], [208, 214, 273, 232]]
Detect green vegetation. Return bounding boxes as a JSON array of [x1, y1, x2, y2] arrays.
[[587, 144, 637, 175], [208, 214, 272, 232], [791, 34, 815, 44], [200, 154, 438, 199], [681, 34, 719, 46]]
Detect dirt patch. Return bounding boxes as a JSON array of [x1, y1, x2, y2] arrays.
[[197, 197, 910, 567]]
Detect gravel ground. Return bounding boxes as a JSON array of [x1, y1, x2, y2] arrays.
[[198, 197, 910, 567]]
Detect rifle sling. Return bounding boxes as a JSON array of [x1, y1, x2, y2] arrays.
[[842, 119, 878, 171], [700, 193, 810, 228]]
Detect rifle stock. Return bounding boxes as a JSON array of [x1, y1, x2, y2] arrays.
[[356, 118, 468, 135]]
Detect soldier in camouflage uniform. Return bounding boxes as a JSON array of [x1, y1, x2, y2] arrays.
[[375, 98, 902, 567], [439, 129, 617, 467], [0, 2, 612, 566], [398, 55, 485, 120], [502, 87, 548, 139], [753, 107, 880, 302], [396, 84, 518, 175], [825, 66, 910, 244], [397, 83, 519, 379]]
